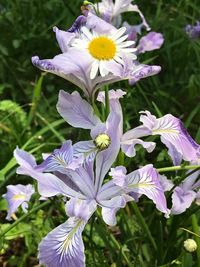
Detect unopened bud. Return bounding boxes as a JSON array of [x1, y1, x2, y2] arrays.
[[183, 239, 197, 252]]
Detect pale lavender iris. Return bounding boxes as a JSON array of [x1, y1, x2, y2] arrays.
[[37, 140, 84, 173], [3, 184, 35, 220], [14, 141, 168, 266], [90, 0, 150, 30], [137, 111, 200, 164], [97, 89, 156, 157], [32, 12, 161, 98], [137, 32, 164, 53], [185, 21, 200, 39]]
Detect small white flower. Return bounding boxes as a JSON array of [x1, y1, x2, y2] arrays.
[[71, 26, 137, 79], [184, 239, 197, 252]]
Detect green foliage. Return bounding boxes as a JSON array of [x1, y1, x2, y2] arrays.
[[0, 0, 200, 266]]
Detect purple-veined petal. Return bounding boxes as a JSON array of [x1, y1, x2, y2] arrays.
[[86, 12, 116, 34], [128, 63, 161, 85], [121, 138, 156, 157], [139, 111, 199, 162], [38, 217, 86, 267], [100, 194, 132, 225], [159, 174, 174, 192], [97, 179, 123, 200], [66, 198, 97, 221], [73, 140, 97, 160], [57, 90, 100, 129], [126, 165, 169, 216], [171, 186, 196, 215], [95, 112, 121, 192], [97, 89, 126, 136], [53, 27, 75, 53], [113, 1, 150, 30], [109, 166, 127, 187], [14, 148, 85, 199], [32, 49, 94, 97], [37, 140, 84, 173], [3, 184, 35, 220], [67, 15, 87, 33], [137, 32, 164, 54]]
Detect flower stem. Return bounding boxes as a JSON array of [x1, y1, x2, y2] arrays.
[[131, 202, 157, 251], [96, 210, 133, 266], [0, 201, 50, 239], [157, 165, 200, 173], [191, 214, 200, 267], [104, 84, 110, 118]]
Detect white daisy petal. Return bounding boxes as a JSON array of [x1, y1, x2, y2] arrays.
[[115, 35, 129, 44], [118, 41, 135, 48], [111, 27, 127, 40], [81, 26, 93, 40], [99, 61, 109, 77], [90, 60, 99, 79], [114, 55, 124, 64]]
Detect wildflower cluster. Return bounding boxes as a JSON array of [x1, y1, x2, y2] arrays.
[[3, 1, 200, 266]]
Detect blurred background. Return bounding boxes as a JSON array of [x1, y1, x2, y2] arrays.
[[0, 0, 200, 266]]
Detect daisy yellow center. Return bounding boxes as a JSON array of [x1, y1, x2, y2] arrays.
[[88, 37, 116, 60]]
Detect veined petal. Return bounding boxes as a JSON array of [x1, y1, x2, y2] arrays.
[[100, 195, 132, 226], [66, 198, 97, 221], [139, 111, 199, 162], [38, 140, 83, 173], [171, 187, 196, 215], [126, 165, 169, 216], [128, 63, 161, 85], [121, 138, 156, 157], [32, 49, 94, 97], [137, 32, 164, 54], [57, 90, 100, 129], [14, 148, 85, 199], [109, 166, 127, 187], [3, 184, 35, 220], [39, 217, 86, 267], [95, 112, 121, 192], [53, 26, 75, 53]]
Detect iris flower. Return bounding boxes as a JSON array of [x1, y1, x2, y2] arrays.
[[3, 184, 35, 220], [90, 0, 150, 30], [14, 141, 169, 266], [57, 89, 156, 159], [32, 12, 161, 98]]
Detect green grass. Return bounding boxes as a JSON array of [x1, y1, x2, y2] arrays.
[[0, 0, 200, 266]]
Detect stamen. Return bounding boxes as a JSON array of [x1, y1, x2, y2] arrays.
[[94, 133, 111, 150]]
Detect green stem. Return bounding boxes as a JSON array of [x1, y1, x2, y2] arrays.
[[131, 202, 157, 251], [0, 201, 50, 238], [191, 214, 200, 267], [131, 204, 157, 250], [157, 165, 200, 173], [104, 84, 110, 119], [96, 210, 133, 267]]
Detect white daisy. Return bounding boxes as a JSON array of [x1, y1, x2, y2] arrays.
[[71, 26, 137, 79]]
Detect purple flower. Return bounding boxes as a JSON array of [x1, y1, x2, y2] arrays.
[[37, 140, 84, 174], [32, 12, 160, 98], [137, 32, 164, 53], [90, 0, 150, 30], [3, 184, 35, 220], [138, 111, 200, 164], [14, 140, 168, 266], [97, 89, 156, 157], [185, 21, 200, 39], [171, 163, 200, 215]]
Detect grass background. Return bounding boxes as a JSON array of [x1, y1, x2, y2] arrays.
[[0, 0, 200, 266]]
